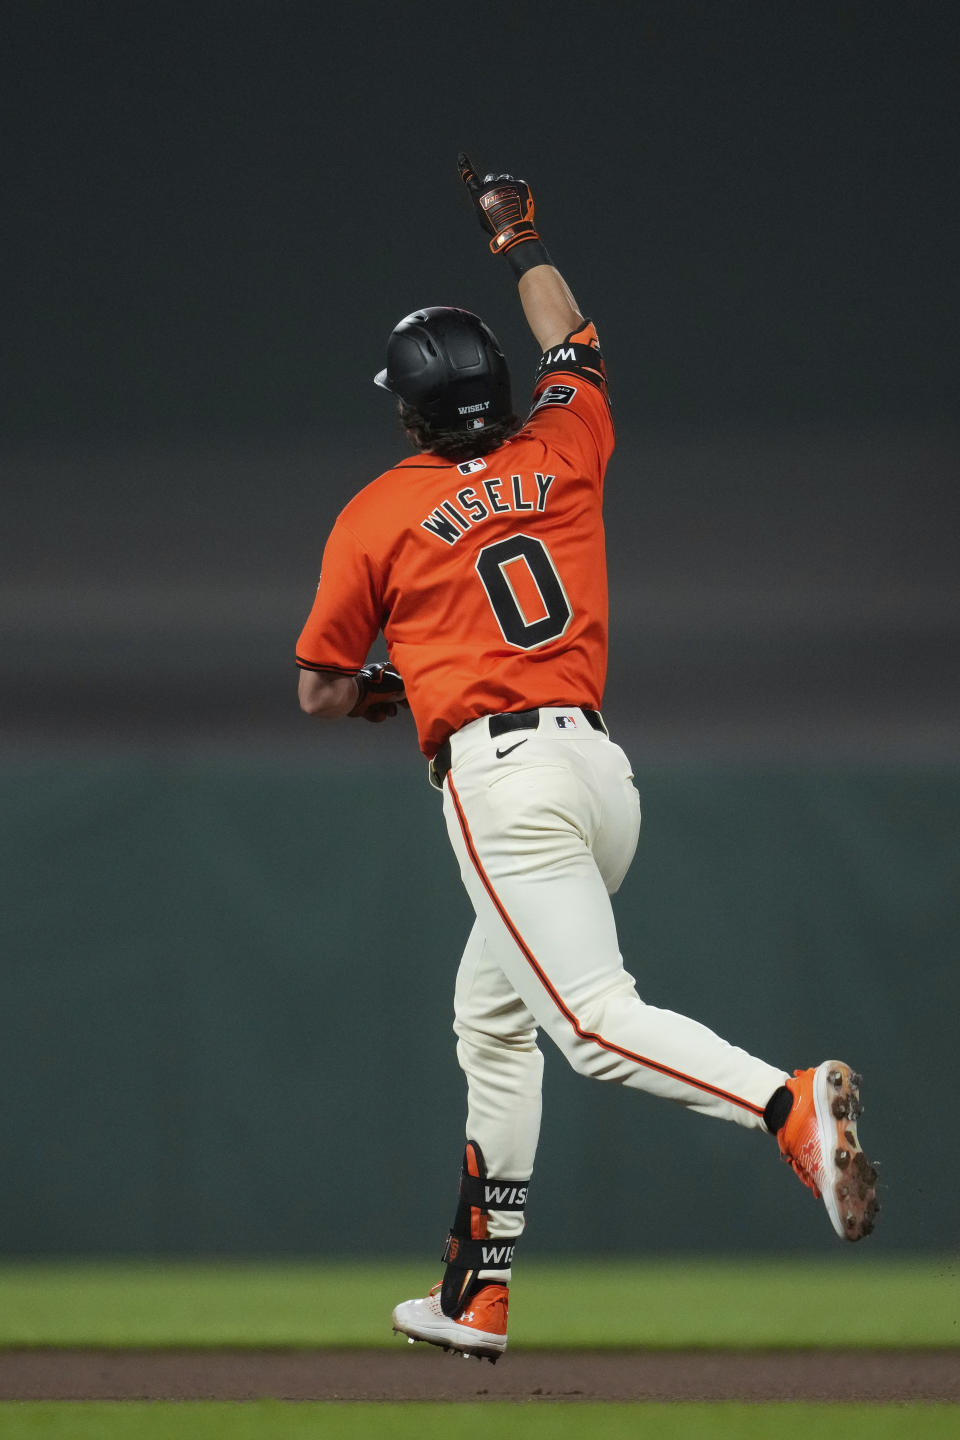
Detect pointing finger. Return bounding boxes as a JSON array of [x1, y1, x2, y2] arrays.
[[458, 151, 481, 194]]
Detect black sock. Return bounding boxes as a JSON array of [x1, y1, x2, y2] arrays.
[[764, 1086, 794, 1134]]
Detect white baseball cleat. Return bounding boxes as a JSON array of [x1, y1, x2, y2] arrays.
[[392, 1282, 508, 1361], [777, 1060, 879, 1240]]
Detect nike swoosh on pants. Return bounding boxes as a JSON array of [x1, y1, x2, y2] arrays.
[[495, 739, 529, 759]]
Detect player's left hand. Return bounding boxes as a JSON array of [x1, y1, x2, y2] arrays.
[[458, 152, 540, 256], [348, 662, 408, 723]]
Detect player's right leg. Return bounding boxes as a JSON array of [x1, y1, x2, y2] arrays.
[[442, 727, 787, 1130], [441, 722, 878, 1239]]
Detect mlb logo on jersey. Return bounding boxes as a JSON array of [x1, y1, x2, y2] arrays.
[[555, 714, 578, 729], [457, 458, 487, 475]]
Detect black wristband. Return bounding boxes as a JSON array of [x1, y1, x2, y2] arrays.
[[505, 238, 553, 279]]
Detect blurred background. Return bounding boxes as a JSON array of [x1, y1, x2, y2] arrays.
[[2, 1, 957, 1259]]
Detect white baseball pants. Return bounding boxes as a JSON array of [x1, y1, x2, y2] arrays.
[[440, 708, 788, 1245]]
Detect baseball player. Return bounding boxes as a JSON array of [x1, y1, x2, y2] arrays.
[[295, 155, 879, 1362]]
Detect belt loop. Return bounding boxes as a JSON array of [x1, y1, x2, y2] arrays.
[[430, 739, 452, 788]]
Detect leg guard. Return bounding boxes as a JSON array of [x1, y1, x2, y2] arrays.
[[440, 1140, 529, 1318]]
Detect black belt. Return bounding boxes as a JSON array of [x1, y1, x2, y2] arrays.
[[431, 707, 606, 786]]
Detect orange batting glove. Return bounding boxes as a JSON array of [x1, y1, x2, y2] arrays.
[[458, 152, 552, 276]]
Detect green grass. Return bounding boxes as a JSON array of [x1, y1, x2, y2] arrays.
[[0, 1405, 959, 1440], [1, 1257, 957, 1348]]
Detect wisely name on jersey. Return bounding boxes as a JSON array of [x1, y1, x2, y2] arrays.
[[421, 465, 556, 546]]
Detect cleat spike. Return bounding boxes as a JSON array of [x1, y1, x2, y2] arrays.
[[778, 1061, 878, 1244]]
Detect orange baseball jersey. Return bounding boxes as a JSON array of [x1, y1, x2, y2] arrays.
[[296, 321, 614, 757]]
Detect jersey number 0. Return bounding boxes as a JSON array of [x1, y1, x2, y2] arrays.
[[475, 534, 572, 650]]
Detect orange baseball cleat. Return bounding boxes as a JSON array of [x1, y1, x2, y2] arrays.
[[777, 1061, 879, 1241], [392, 1282, 508, 1361]]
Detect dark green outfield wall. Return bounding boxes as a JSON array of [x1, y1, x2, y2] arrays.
[[1, 757, 955, 1255]]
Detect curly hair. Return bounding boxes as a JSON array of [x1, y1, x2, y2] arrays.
[[398, 402, 523, 462]]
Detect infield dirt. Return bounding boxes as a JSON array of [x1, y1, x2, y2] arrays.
[[0, 1349, 957, 1402]]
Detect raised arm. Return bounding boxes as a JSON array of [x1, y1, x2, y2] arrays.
[[457, 153, 584, 351], [517, 265, 584, 353]]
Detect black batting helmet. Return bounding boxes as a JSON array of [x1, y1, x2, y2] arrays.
[[374, 307, 513, 431]]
